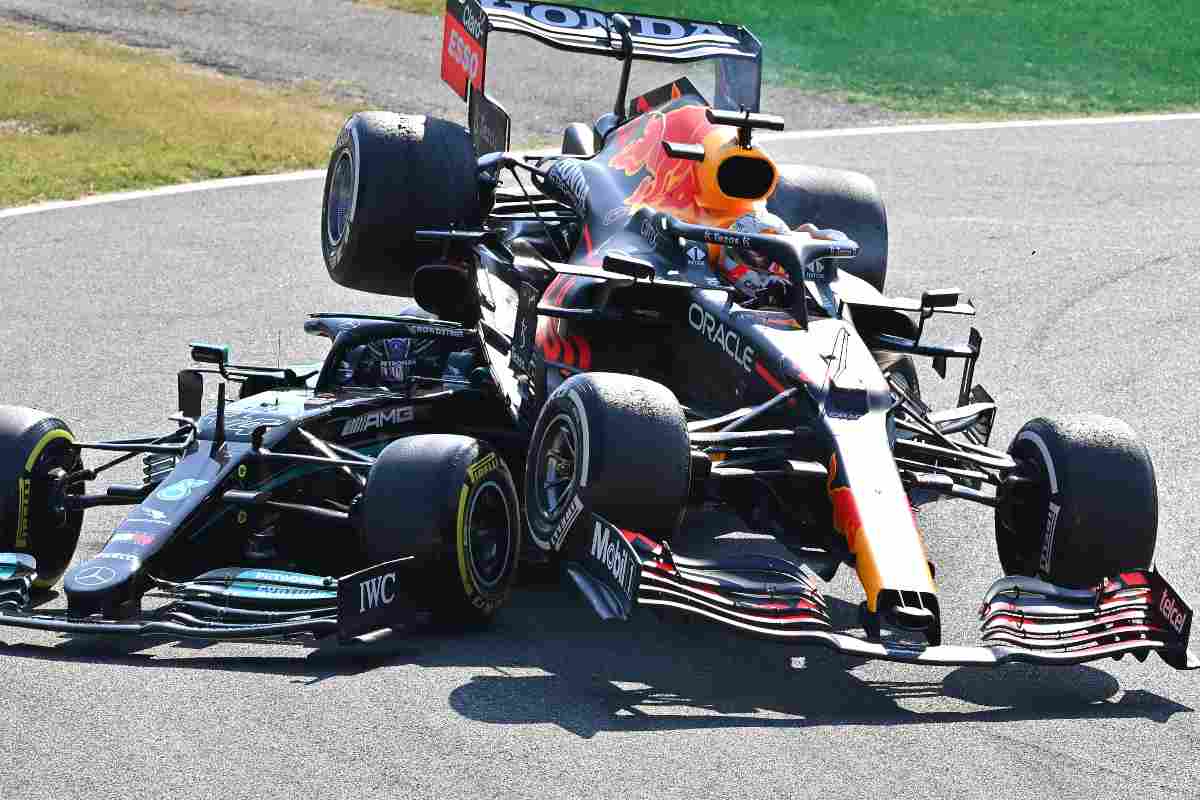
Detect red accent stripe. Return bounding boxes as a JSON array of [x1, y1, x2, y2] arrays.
[[572, 335, 592, 370], [582, 224, 593, 256], [754, 361, 786, 392]]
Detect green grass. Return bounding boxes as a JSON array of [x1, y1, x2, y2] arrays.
[[0, 25, 356, 208], [371, 0, 1200, 116]]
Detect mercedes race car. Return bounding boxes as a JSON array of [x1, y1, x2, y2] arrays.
[[0, 313, 525, 642], [312, 0, 1196, 670]]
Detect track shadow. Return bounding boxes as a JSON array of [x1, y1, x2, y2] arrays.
[[0, 582, 1192, 728]]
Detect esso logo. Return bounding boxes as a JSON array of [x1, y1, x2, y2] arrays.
[[447, 30, 480, 83]]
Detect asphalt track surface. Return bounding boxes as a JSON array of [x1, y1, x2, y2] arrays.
[[2, 118, 1200, 797]]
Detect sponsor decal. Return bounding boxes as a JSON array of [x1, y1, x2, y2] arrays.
[[481, 1, 737, 41], [685, 243, 708, 266], [340, 405, 414, 436], [609, 106, 713, 215], [1038, 501, 1060, 574], [640, 215, 661, 249], [442, 0, 487, 100], [405, 323, 467, 338], [359, 571, 397, 613], [602, 205, 630, 226], [1160, 588, 1188, 635], [156, 478, 209, 502], [237, 464, 248, 480], [126, 507, 171, 526], [72, 565, 116, 587], [703, 229, 751, 248], [110, 532, 155, 546], [379, 358, 416, 383], [96, 552, 140, 563], [590, 519, 637, 599], [688, 303, 754, 372], [550, 494, 583, 551], [199, 412, 284, 438], [467, 451, 499, 484], [470, 87, 510, 156], [546, 159, 589, 212], [15, 476, 31, 549]]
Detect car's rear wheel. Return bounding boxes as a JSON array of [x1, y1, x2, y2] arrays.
[[359, 434, 519, 624], [768, 164, 888, 292], [525, 373, 690, 551], [0, 406, 84, 589], [321, 112, 482, 297], [995, 415, 1157, 587]]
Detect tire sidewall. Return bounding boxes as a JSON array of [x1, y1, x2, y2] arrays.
[[0, 409, 83, 589], [321, 120, 361, 284]]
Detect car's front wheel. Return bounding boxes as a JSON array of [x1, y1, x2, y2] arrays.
[[995, 415, 1157, 587], [359, 434, 520, 624], [525, 372, 690, 552]]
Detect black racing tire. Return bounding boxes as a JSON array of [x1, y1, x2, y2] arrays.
[[321, 112, 482, 297], [0, 406, 84, 589], [359, 434, 519, 624], [995, 416, 1158, 587], [525, 372, 689, 552], [767, 163, 888, 292]]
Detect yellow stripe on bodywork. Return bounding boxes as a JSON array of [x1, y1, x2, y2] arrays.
[[15, 428, 73, 550]]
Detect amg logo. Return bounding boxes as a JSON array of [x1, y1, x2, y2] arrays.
[[341, 405, 413, 436], [688, 303, 754, 372], [1038, 501, 1060, 574], [467, 452, 498, 483], [591, 520, 636, 598], [359, 572, 397, 613], [550, 494, 583, 550], [1161, 590, 1188, 635]]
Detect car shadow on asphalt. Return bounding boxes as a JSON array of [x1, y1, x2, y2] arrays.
[[1, 582, 1191, 731]]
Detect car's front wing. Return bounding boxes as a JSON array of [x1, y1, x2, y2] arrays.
[[0, 554, 416, 644]]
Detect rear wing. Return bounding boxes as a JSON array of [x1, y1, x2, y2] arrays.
[[441, 0, 763, 153]]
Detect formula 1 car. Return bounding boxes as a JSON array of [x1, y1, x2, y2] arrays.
[[0, 313, 524, 642], [312, 0, 1197, 669]]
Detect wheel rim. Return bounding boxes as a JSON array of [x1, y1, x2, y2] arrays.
[[326, 150, 354, 246], [466, 480, 512, 590], [533, 413, 578, 528]]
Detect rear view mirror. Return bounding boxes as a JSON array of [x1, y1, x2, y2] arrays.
[[921, 288, 961, 309], [190, 342, 230, 366], [177, 369, 203, 421]]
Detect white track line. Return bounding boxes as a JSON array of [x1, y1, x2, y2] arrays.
[[0, 170, 324, 220], [760, 111, 1200, 142], [3, 112, 1199, 219]]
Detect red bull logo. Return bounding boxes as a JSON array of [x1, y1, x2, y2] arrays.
[[535, 276, 593, 370], [827, 454, 864, 552], [608, 105, 714, 218]]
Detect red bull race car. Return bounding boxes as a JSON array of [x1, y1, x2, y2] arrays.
[[312, 0, 1197, 671]]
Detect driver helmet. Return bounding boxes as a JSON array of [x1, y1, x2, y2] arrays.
[[718, 208, 791, 293]]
